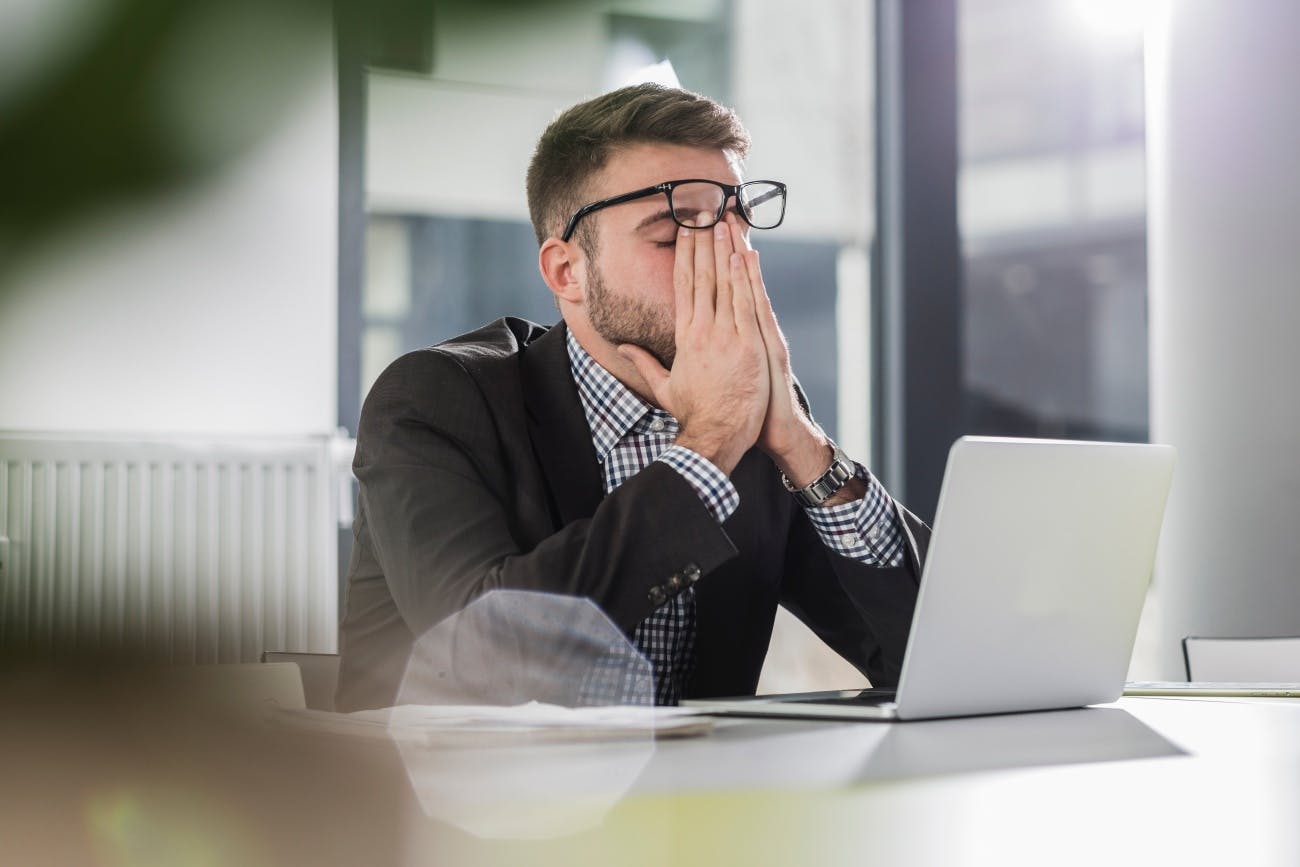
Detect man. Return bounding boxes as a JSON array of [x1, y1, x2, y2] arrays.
[[336, 83, 929, 711]]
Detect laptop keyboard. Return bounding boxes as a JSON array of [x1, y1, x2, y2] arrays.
[[786, 688, 898, 706]]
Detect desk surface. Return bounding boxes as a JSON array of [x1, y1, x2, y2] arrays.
[[6, 685, 1299, 867], [398, 696, 1300, 867]]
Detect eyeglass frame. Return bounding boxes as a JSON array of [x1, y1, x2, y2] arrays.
[[559, 178, 788, 243]]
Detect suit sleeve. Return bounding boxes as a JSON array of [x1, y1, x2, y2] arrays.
[[353, 349, 739, 640], [779, 498, 931, 687]]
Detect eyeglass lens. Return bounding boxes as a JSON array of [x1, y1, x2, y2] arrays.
[[669, 182, 784, 229]]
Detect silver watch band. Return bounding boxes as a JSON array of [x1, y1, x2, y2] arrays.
[[780, 443, 855, 507]]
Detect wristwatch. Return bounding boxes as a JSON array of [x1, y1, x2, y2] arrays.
[[780, 442, 856, 507]]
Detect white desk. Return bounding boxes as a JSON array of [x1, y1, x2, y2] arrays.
[[5, 678, 1297, 866], [401, 696, 1300, 867]]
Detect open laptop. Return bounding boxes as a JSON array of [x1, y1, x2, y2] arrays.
[[684, 436, 1176, 721]]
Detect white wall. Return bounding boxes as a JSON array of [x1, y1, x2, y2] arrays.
[[366, 2, 603, 220], [1146, 0, 1300, 677], [731, 0, 873, 246], [0, 35, 338, 438]]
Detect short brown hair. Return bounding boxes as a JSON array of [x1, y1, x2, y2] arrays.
[[525, 83, 751, 248]]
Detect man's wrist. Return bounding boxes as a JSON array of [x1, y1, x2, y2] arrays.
[[781, 442, 855, 506], [770, 423, 835, 488], [773, 427, 868, 508], [817, 475, 867, 508], [675, 431, 744, 476]]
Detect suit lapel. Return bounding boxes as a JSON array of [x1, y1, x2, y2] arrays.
[[520, 321, 606, 525]]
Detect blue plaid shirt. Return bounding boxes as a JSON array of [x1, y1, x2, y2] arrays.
[[566, 331, 904, 704]]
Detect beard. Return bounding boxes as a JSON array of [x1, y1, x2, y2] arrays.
[[586, 261, 676, 368]]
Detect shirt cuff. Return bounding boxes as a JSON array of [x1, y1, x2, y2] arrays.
[[655, 444, 740, 524], [801, 464, 906, 566]]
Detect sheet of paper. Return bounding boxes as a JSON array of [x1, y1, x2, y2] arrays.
[[266, 701, 713, 745]]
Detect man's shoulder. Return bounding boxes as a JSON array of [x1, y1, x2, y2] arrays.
[[378, 317, 554, 383], [363, 316, 562, 417], [360, 317, 559, 436], [431, 316, 554, 366]]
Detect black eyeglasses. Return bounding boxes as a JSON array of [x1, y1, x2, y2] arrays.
[[560, 179, 787, 242]]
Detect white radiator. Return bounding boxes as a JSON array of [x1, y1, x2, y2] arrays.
[[0, 433, 353, 664]]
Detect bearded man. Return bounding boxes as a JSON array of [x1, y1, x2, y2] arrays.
[[335, 84, 929, 711]]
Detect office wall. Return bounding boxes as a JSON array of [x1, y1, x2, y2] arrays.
[[366, 2, 604, 221], [0, 30, 337, 438], [1147, 0, 1300, 677]]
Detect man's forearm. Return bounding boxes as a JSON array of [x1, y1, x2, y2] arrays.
[[363, 457, 738, 637]]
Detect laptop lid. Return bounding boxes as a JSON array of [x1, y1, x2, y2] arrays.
[[892, 436, 1175, 720], [684, 436, 1175, 722]]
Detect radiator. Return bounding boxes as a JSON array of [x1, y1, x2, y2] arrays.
[[0, 433, 351, 664]]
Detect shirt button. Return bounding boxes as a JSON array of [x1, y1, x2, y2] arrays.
[[667, 574, 683, 592], [683, 563, 701, 583], [649, 417, 666, 432], [866, 524, 882, 543], [842, 533, 862, 547], [648, 586, 666, 606]]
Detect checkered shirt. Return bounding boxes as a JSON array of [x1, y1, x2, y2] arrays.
[[801, 467, 907, 567], [565, 331, 905, 705]]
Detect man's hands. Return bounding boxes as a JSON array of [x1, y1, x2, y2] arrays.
[[619, 212, 850, 498], [618, 213, 769, 475]]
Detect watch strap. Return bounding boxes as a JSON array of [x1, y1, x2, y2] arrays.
[[781, 443, 855, 507]]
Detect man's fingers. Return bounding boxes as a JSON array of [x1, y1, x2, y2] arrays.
[[731, 213, 754, 253], [673, 223, 694, 333], [743, 249, 776, 327], [713, 220, 735, 328], [729, 251, 757, 335], [726, 216, 758, 330], [742, 247, 790, 362], [692, 211, 716, 324], [617, 344, 673, 408]]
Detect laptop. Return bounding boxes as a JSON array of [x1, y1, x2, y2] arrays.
[[684, 436, 1176, 721]]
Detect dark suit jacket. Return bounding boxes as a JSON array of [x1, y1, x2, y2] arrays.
[[336, 317, 930, 711]]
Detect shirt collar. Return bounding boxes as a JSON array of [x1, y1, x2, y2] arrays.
[[566, 329, 663, 463]]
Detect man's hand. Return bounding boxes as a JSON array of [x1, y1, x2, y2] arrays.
[[617, 214, 770, 476], [726, 217, 867, 505]]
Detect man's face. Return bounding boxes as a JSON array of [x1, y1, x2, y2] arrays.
[[579, 143, 743, 368]]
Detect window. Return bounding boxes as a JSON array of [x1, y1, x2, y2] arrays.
[[959, 0, 1148, 442]]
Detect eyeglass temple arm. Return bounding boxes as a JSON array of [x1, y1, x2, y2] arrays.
[[561, 184, 668, 241], [743, 184, 783, 208]]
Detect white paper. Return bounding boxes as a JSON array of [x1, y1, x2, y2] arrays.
[[266, 701, 711, 745]]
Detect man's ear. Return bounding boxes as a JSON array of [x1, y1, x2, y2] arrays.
[[538, 238, 584, 306]]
